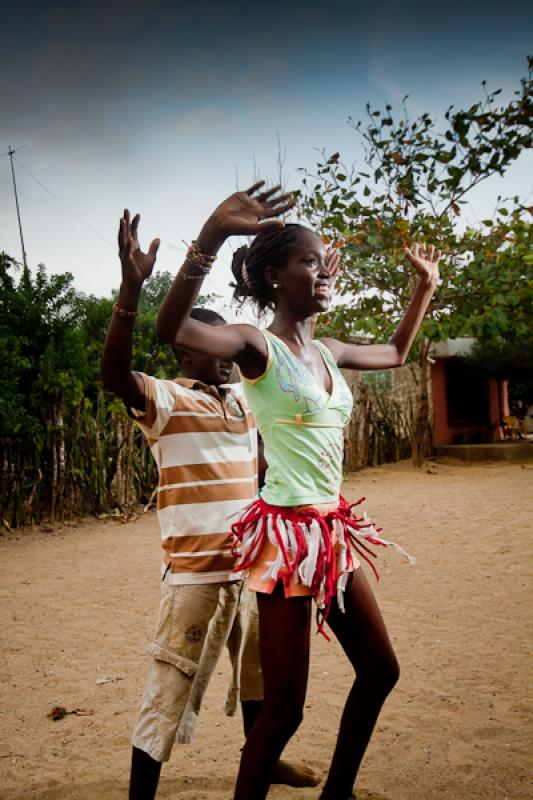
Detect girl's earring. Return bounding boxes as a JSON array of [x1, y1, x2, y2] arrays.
[[272, 283, 279, 289]]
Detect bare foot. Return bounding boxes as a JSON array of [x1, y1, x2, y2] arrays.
[[271, 759, 321, 787]]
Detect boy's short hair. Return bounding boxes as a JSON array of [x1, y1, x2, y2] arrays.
[[190, 307, 226, 324], [171, 307, 226, 358]]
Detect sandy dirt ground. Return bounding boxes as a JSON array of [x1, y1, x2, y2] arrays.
[[1, 460, 532, 800]]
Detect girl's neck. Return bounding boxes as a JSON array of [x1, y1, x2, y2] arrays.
[[268, 312, 318, 349]]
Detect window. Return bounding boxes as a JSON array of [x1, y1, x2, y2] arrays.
[[445, 360, 489, 426]]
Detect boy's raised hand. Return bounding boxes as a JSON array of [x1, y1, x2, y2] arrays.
[[204, 182, 295, 241], [118, 209, 160, 287]]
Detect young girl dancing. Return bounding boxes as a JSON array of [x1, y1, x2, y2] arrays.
[[156, 182, 441, 800]]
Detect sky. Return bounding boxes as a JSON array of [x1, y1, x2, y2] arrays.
[[1, 0, 532, 311]]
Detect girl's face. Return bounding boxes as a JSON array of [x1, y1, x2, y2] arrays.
[[279, 229, 331, 315]]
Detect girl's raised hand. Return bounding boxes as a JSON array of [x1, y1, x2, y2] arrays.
[[206, 182, 295, 240], [403, 242, 442, 286], [118, 209, 160, 287], [325, 247, 340, 286]]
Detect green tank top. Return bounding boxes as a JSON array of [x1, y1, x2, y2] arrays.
[[240, 330, 353, 506]]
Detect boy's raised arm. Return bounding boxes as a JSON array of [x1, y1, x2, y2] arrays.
[[101, 210, 160, 410]]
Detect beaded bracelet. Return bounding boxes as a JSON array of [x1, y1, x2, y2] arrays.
[[183, 260, 212, 275], [185, 240, 216, 271], [113, 303, 138, 318], [179, 270, 207, 281]]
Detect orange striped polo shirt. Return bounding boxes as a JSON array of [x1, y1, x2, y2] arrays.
[[132, 374, 258, 585]]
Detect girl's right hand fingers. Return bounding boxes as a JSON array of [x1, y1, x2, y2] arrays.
[[256, 184, 282, 202], [244, 180, 266, 195], [263, 193, 295, 217], [327, 248, 340, 266], [326, 249, 340, 280], [246, 218, 286, 234], [266, 191, 294, 208]]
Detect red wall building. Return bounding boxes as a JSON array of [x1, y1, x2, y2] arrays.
[[430, 339, 509, 446]]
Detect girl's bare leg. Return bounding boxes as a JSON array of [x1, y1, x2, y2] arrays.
[[240, 700, 320, 787], [320, 568, 400, 799], [233, 582, 312, 800]]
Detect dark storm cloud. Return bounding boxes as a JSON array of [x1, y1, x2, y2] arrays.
[[1, 0, 531, 224], [2, 0, 531, 148], [1, 0, 531, 293]]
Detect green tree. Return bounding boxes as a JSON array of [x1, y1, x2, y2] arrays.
[[298, 58, 533, 463], [0, 255, 222, 527], [0, 256, 89, 523]]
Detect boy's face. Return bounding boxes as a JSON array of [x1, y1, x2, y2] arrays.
[[174, 320, 233, 387]]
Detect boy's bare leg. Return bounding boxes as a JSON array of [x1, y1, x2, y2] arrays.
[[241, 700, 320, 788], [129, 746, 161, 800]]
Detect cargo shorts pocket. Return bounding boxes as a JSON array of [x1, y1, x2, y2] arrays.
[[151, 581, 222, 675]]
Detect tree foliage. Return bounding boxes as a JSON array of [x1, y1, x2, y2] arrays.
[[0, 257, 212, 527], [298, 57, 533, 347], [297, 58, 533, 462]]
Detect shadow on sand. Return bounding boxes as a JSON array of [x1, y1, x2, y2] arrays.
[[9, 773, 234, 800]]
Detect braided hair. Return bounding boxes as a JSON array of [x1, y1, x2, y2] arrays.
[[231, 224, 313, 313]]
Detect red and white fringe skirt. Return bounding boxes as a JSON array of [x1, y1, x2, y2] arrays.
[[231, 495, 415, 637]]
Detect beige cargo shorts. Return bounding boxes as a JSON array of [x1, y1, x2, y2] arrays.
[[131, 577, 262, 762]]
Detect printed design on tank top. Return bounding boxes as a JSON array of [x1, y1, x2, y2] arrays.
[[318, 439, 344, 491], [270, 334, 329, 415]]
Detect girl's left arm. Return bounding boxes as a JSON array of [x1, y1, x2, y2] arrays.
[[324, 243, 441, 370]]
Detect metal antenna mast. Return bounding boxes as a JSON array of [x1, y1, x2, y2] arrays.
[[5, 145, 28, 268]]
